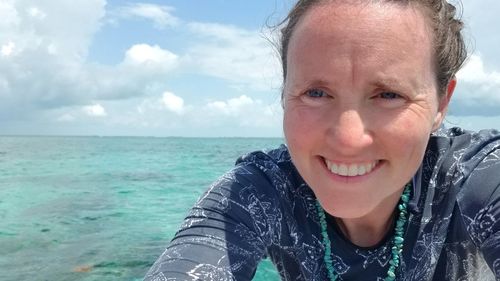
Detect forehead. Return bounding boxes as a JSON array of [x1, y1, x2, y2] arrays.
[[286, 1, 436, 85], [290, 1, 433, 52]]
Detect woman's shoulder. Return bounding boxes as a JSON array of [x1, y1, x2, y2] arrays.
[[420, 127, 500, 215], [428, 127, 500, 169], [431, 126, 500, 151], [425, 127, 500, 189], [230, 144, 310, 200], [429, 127, 500, 241], [234, 144, 298, 182], [236, 144, 292, 167]]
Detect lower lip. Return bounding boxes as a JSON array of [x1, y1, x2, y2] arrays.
[[320, 157, 383, 183]]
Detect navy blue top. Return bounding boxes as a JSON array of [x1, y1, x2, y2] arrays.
[[145, 128, 500, 280]]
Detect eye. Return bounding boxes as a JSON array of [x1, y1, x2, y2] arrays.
[[306, 88, 327, 98], [372, 91, 407, 108], [378, 92, 402, 99], [297, 88, 332, 106]]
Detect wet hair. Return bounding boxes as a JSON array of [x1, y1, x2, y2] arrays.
[[278, 0, 468, 95]]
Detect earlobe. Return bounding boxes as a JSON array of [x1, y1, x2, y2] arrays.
[[432, 112, 443, 131]]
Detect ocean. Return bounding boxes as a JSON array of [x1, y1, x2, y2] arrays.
[[0, 136, 284, 281]]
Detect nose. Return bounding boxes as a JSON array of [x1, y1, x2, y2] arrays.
[[326, 109, 373, 153]]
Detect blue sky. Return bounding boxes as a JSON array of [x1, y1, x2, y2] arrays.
[[1, 0, 499, 137]]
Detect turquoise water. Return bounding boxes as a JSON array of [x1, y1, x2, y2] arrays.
[[0, 136, 283, 281]]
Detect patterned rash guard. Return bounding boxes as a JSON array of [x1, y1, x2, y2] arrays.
[[144, 128, 500, 281]]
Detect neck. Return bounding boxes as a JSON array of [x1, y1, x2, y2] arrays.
[[335, 190, 403, 247]]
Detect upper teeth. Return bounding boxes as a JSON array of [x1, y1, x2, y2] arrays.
[[325, 159, 378, 177]]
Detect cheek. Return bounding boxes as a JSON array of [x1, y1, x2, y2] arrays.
[[284, 106, 322, 145], [376, 102, 436, 140], [283, 109, 303, 150], [379, 113, 433, 162]]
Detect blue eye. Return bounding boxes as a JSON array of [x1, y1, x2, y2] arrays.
[[379, 92, 401, 99], [306, 89, 327, 98]]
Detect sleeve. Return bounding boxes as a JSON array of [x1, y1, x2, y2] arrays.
[[144, 164, 278, 281], [459, 147, 500, 278], [479, 185, 500, 278]]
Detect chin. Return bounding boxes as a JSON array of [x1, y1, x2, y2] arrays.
[[317, 194, 377, 219]]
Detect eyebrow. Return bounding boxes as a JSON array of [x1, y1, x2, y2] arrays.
[[285, 78, 326, 94], [304, 78, 410, 93], [372, 77, 412, 93], [290, 78, 332, 90], [373, 77, 405, 88]]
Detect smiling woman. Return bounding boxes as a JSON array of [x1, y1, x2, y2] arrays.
[[283, 1, 446, 235], [144, 0, 500, 280]]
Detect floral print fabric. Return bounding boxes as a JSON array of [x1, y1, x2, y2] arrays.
[[145, 127, 500, 281]]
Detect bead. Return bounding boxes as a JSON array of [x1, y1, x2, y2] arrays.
[[401, 194, 409, 202], [394, 236, 404, 244], [390, 258, 399, 266], [396, 220, 405, 227], [316, 182, 411, 280]]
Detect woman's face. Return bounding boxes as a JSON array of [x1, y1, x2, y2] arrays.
[[283, 2, 451, 218]]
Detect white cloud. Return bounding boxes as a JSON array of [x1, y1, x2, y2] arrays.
[[0, 0, 107, 116], [203, 95, 282, 128], [457, 54, 500, 88], [124, 44, 178, 66], [206, 95, 254, 116], [462, 0, 500, 68], [0, 22, 178, 114], [13, 0, 104, 60], [186, 22, 282, 92], [27, 7, 46, 20], [83, 104, 107, 117], [1, 41, 15, 56], [56, 113, 75, 122], [136, 91, 188, 116], [446, 0, 500, 117], [127, 93, 283, 136], [450, 54, 500, 115], [0, 0, 279, 125], [0, 1, 20, 29], [113, 3, 179, 29], [161, 92, 185, 114], [81, 44, 179, 101], [0, 1, 285, 136]]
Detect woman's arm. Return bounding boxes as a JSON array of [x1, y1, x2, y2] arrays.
[[144, 164, 276, 281]]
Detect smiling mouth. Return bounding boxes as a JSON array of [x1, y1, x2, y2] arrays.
[[324, 159, 380, 177]]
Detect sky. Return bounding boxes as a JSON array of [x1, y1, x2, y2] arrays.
[[0, 0, 499, 137]]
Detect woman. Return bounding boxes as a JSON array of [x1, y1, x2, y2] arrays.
[[145, 0, 500, 280]]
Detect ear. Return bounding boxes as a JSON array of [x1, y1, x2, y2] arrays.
[[432, 78, 456, 131]]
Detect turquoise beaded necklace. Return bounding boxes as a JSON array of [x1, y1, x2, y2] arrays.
[[315, 183, 411, 281]]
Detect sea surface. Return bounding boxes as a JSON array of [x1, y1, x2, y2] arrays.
[[0, 136, 284, 281]]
